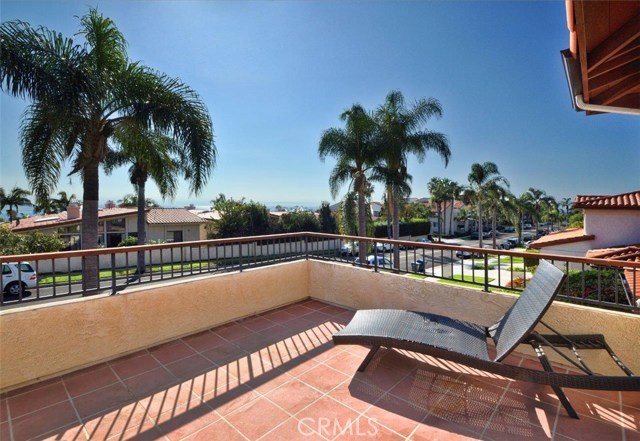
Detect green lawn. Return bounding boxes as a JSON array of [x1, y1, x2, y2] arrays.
[[39, 261, 215, 284], [438, 274, 494, 288]]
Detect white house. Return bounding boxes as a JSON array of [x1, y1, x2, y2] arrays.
[[8, 205, 206, 249], [529, 190, 640, 257]]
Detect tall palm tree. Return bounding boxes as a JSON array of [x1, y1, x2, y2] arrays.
[[427, 177, 447, 241], [105, 128, 195, 273], [467, 162, 509, 248], [485, 182, 509, 248], [319, 104, 378, 258], [503, 192, 533, 245], [560, 197, 573, 227], [1, 9, 215, 289], [525, 188, 556, 232], [0, 186, 32, 224], [374, 91, 451, 267], [447, 180, 463, 237]]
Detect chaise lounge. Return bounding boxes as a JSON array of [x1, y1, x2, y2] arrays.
[[333, 259, 640, 419]]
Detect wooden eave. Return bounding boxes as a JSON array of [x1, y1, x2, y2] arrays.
[[567, 0, 640, 114]]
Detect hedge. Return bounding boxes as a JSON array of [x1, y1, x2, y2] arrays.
[[373, 220, 430, 238]]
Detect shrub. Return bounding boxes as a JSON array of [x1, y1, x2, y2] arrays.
[[0, 224, 64, 255], [373, 219, 430, 238]]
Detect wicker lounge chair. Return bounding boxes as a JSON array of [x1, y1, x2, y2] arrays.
[[333, 259, 640, 419]]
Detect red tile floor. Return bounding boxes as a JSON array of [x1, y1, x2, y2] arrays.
[[1, 300, 638, 440]]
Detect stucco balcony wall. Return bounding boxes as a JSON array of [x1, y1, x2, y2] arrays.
[[1, 259, 638, 393]]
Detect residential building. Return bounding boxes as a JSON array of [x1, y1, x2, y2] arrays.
[[530, 190, 640, 257], [7, 205, 206, 248]]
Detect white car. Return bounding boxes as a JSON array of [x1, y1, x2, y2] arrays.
[[340, 241, 359, 256], [354, 255, 393, 267], [374, 242, 393, 252], [2, 262, 37, 296]]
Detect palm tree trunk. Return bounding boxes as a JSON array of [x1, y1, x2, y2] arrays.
[[357, 189, 367, 259], [442, 201, 447, 238], [477, 199, 483, 249], [82, 161, 100, 293], [492, 208, 497, 249], [386, 185, 392, 239], [449, 199, 455, 236], [437, 206, 442, 241], [392, 190, 400, 270], [136, 179, 146, 274]]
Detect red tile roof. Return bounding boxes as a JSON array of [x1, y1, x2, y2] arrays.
[[573, 191, 640, 210], [9, 208, 139, 232], [585, 244, 640, 263], [146, 208, 205, 224], [586, 245, 640, 305], [528, 228, 595, 249]]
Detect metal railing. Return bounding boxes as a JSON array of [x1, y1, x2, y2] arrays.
[[1, 232, 638, 313]]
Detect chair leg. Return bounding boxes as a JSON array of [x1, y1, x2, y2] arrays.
[[531, 343, 579, 419], [357, 346, 380, 372]]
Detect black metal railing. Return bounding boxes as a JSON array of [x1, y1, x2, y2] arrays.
[[1, 232, 638, 313]]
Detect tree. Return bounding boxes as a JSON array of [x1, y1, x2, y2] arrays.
[[319, 104, 378, 258], [526, 188, 556, 232], [117, 194, 159, 208], [318, 201, 337, 234], [503, 192, 533, 245], [279, 211, 319, 233], [560, 197, 573, 226], [446, 180, 463, 236], [210, 195, 271, 238], [1, 8, 214, 290], [466, 162, 509, 248], [105, 127, 211, 273], [0, 224, 64, 255], [373, 91, 451, 268], [34, 190, 78, 214], [427, 177, 447, 241], [0, 186, 32, 225], [485, 182, 509, 248]]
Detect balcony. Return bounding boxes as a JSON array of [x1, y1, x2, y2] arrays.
[[1, 234, 639, 440]]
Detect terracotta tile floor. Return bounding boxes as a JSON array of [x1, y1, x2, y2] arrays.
[[2, 300, 639, 440]]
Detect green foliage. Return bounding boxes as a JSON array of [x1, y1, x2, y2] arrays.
[[565, 269, 627, 304], [568, 212, 584, 228], [401, 202, 431, 222], [0, 224, 64, 255], [318, 201, 338, 234], [373, 219, 430, 238], [118, 236, 139, 247], [279, 211, 319, 233], [210, 194, 271, 238]]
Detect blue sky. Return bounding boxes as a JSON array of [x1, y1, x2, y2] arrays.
[[1, 1, 638, 209]]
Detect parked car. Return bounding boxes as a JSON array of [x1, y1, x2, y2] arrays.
[[415, 237, 433, 244], [340, 241, 359, 256], [2, 262, 37, 295], [455, 248, 483, 259], [354, 255, 393, 267], [498, 240, 514, 250], [505, 237, 520, 247], [374, 242, 393, 252], [501, 226, 515, 233]]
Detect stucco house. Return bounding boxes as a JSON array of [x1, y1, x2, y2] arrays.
[[8, 205, 206, 249], [529, 190, 640, 257]]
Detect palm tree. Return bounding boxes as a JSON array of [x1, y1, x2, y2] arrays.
[[105, 129, 187, 273], [0, 186, 32, 224], [560, 197, 573, 227], [503, 192, 533, 245], [319, 104, 378, 258], [427, 177, 447, 241], [525, 188, 555, 232], [485, 182, 509, 248], [373, 91, 451, 267], [1, 9, 215, 289], [467, 162, 509, 248], [446, 180, 462, 237]]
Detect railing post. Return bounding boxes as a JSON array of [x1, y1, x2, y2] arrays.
[[305, 235, 309, 260], [239, 241, 243, 272], [111, 253, 117, 295], [483, 252, 489, 292]]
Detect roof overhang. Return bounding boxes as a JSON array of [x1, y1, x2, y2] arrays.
[[563, 0, 640, 116]]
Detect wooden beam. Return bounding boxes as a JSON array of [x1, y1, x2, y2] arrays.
[[589, 46, 640, 78], [594, 73, 640, 105], [588, 60, 640, 92], [588, 11, 640, 73]]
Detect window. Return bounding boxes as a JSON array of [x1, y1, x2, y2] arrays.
[[105, 218, 126, 247], [2, 265, 10, 275], [58, 225, 81, 250], [166, 230, 183, 243]]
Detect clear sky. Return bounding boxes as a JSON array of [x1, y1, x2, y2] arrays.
[[1, 0, 639, 209]]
